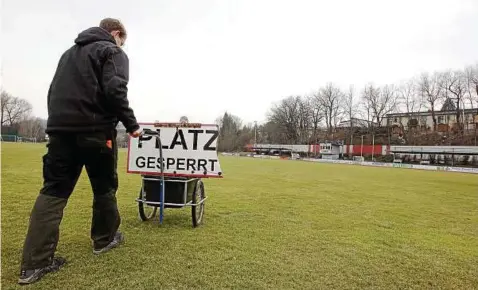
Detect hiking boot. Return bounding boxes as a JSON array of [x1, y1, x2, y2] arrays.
[[18, 256, 67, 285], [93, 231, 124, 255]]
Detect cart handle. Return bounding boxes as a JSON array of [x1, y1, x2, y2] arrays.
[[142, 128, 159, 136]]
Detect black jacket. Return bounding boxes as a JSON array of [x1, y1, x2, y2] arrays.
[[45, 27, 139, 134]]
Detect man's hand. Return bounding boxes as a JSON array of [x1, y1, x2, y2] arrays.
[[129, 129, 142, 138]]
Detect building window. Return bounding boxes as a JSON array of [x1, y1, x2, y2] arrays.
[[393, 117, 398, 123], [419, 116, 427, 125], [467, 114, 473, 123], [438, 116, 444, 124]]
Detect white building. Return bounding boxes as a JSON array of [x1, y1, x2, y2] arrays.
[[338, 118, 379, 128], [318, 142, 342, 159], [383, 99, 478, 132]]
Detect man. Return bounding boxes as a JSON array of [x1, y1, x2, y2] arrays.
[[18, 18, 141, 285], [179, 116, 189, 123]]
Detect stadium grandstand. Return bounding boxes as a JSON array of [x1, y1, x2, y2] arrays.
[[246, 142, 478, 166]]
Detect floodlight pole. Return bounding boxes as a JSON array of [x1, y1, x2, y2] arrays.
[[372, 134, 375, 161], [360, 135, 364, 158], [254, 121, 257, 145]]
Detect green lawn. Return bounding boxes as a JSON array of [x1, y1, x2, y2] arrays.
[[1, 143, 478, 289]]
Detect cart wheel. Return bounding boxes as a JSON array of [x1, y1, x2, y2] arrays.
[[191, 180, 205, 227], [138, 188, 158, 221]]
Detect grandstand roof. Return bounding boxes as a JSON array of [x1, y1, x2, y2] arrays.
[[390, 146, 478, 155]]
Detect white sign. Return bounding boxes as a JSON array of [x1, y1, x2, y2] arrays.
[[127, 123, 223, 178]]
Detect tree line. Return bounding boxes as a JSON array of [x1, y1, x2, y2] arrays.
[[1, 90, 46, 141], [216, 63, 478, 152], [3, 62, 478, 149]]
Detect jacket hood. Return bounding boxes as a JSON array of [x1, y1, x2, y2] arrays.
[[74, 27, 116, 46]]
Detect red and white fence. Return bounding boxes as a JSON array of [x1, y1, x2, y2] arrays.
[[247, 143, 478, 157]]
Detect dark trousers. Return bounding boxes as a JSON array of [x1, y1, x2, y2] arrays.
[[21, 130, 120, 270]]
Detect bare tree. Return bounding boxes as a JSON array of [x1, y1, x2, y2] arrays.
[[1, 90, 33, 127], [308, 95, 323, 144], [18, 117, 46, 140], [472, 64, 478, 100], [260, 121, 285, 144], [267, 95, 319, 144], [361, 83, 397, 128], [361, 84, 379, 130], [395, 78, 424, 143], [467, 64, 478, 144], [343, 85, 358, 123], [268, 96, 302, 144], [358, 96, 373, 129], [1, 90, 11, 126], [216, 112, 243, 152], [236, 124, 254, 149], [316, 83, 344, 134], [343, 85, 358, 144], [399, 78, 423, 114], [442, 70, 467, 129], [297, 97, 313, 144], [464, 65, 478, 109], [418, 72, 443, 131]]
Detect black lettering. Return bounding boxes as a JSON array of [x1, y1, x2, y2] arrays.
[[198, 159, 207, 172], [156, 157, 166, 169], [136, 157, 146, 168], [188, 130, 203, 150], [138, 135, 152, 148], [177, 158, 185, 170], [209, 159, 218, 171], [167, 158, 175, 170], [170, 129, 188, 150], [153, 129, 169, 149], [147, 157, 155, 169], [186, 159, 196, 171], [204, 130, 218, 151]]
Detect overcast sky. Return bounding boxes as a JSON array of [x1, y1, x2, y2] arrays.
[[2, 0, 477, 125]]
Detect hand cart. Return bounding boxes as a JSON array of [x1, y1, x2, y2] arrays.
[[134, 128, 208, 227]]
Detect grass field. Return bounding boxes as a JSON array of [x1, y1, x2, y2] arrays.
[[1, 143, 478, 289]]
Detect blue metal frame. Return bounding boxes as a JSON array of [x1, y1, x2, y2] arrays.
[[141, 129, 166, 224], [156, 134, 165, 224], [159, 177, 164, 223]]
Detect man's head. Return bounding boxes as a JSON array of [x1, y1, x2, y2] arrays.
[[99, 18, 127, 47], [180, 116, 189, 123]]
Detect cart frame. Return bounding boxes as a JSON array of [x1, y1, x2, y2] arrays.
[[134, 128, 208, 227]]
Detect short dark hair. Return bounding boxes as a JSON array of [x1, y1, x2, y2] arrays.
[[99, 18, 127, 39]]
